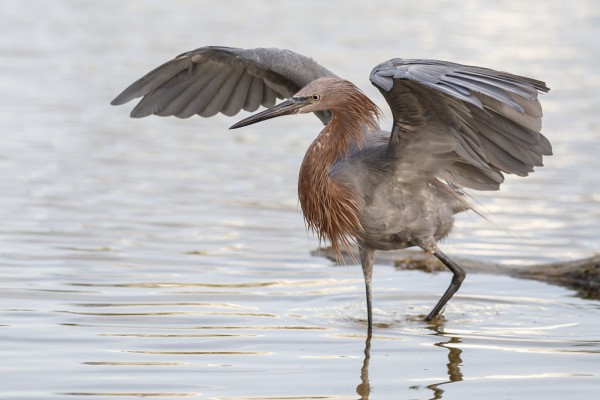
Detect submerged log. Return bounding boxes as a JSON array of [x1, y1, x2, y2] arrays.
[[311, 247, 600, 300]]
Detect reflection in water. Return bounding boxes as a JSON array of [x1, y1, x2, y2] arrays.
[[424, 323, 464, 400], [356, 331, 372, 399], [356, 324, 465, 400], [427, 337, 464, 399]]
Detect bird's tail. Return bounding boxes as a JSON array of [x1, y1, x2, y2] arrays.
[[433, 179, 513, 236]]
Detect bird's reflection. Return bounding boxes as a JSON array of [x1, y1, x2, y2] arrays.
[[356, 329, 372, 400], [356, 321, 464, 400], [427, 340, 463, 398], [424, 321, 464, 400]]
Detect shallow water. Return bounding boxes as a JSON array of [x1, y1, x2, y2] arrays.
[[1, 1, 599, 399]]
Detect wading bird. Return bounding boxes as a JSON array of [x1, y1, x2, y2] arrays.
[[112, 47, 551, 328]]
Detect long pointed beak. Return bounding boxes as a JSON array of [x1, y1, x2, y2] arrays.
[[229, 97, 306, 129]]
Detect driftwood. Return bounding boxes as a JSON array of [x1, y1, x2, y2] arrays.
[[312, 247, 600, 300]]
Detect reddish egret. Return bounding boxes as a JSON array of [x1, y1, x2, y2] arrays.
[[112, 46, 551, 327]]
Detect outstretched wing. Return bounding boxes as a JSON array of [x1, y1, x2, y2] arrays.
[[112, 46, 336, 124], [370, 59, 551, 190]]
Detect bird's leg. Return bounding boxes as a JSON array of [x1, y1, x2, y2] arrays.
[[425, 249, 466, 321], [359, 246, 375, 331]]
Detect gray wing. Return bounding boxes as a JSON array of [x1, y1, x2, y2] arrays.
[[112, 46, 336, 124], [370, 59, 551, 190]]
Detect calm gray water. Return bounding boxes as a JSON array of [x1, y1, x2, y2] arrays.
[[1, 1, 599, 399]]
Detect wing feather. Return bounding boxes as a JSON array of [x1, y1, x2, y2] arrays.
[[198, 68, 245, 117], [222, 73, 252, 116], [261, 83, 278, 108], [244, 76, 264, 112], [112, 46, 336, 124], [370, 59, 551, 191]]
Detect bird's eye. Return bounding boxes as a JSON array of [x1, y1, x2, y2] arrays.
[[311, 94, 321, 101]]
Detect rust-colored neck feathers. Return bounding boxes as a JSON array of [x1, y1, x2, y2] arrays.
[[298, 79, 380, 260]]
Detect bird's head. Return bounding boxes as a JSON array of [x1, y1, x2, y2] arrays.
[[230, 77, 377, 129]]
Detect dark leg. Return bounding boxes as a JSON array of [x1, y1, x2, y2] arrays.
[[359, 247, 375, 330], [425, 249, 466, 321]]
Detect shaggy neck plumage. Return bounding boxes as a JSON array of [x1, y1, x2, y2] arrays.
[[297, 96, 380, 259]]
